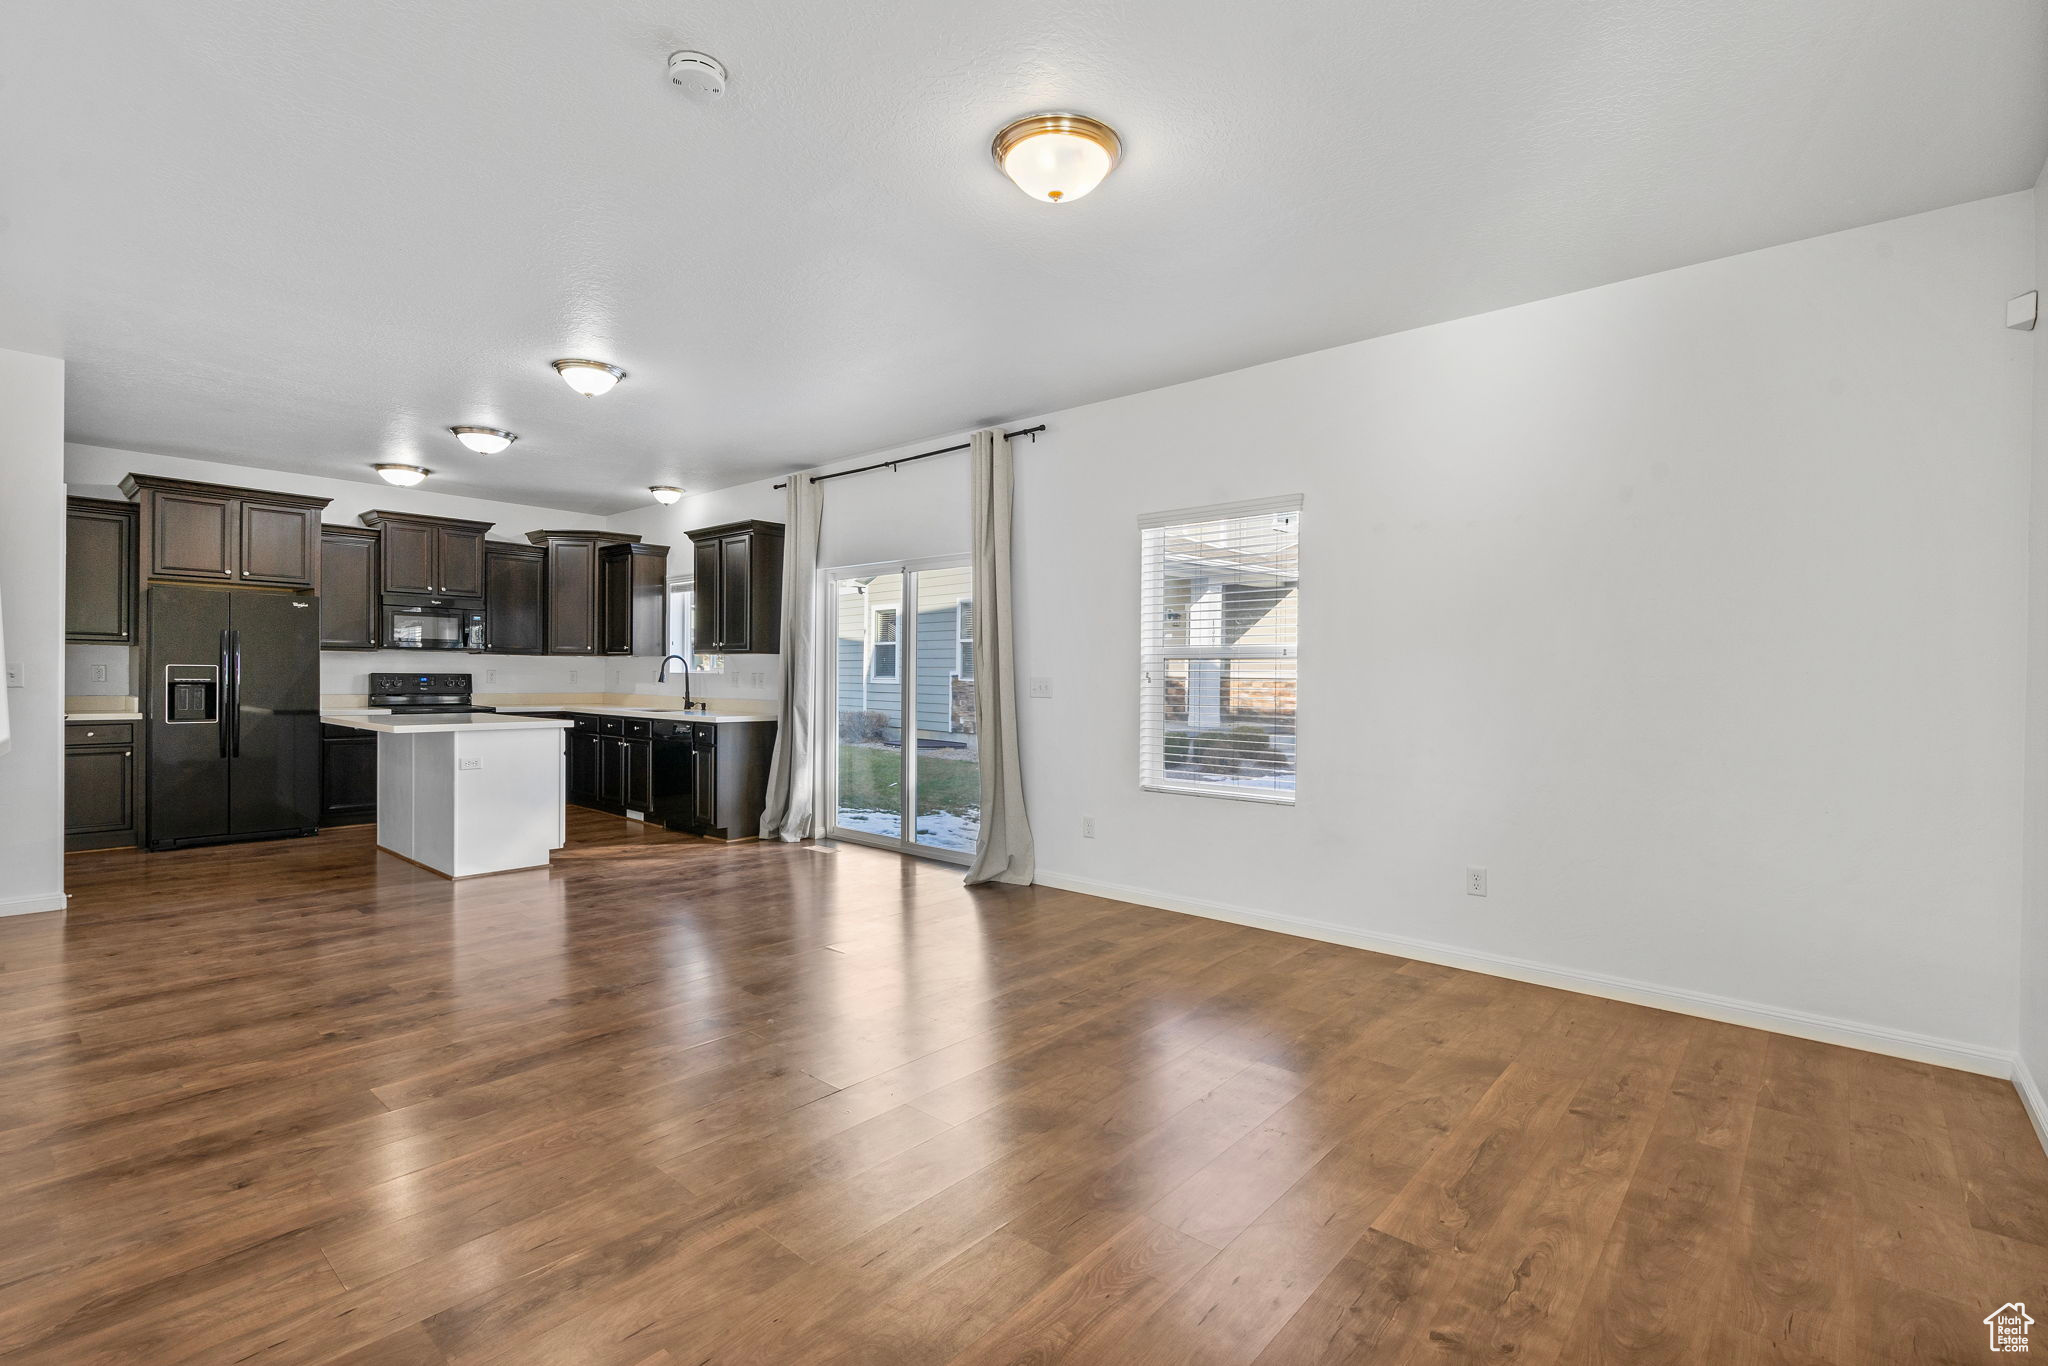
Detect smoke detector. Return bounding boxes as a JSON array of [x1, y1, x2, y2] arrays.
[[668, 51, 727, 100]]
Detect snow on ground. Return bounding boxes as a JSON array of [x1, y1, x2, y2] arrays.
[[836, 809, 980, 853]]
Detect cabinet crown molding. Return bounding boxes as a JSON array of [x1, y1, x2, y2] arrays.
[[70, 495, 139, 517], [119, 473, 334, 511], [525, 529, 642, 547], [357, 509, 495, 534], [685, 519, 784, 542]]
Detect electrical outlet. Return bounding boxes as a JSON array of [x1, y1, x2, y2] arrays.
[[1466, 866, 1488, 897], [90, 663, 108, 683], [1028, 676, 1053, 698], [1081, 815, 1096, 839], [459, 757, 482, 771], [5, 663, 21, 688], [750, 670, 766, 688], [568, 669, 579, 685], [485, 668, 497, 685]]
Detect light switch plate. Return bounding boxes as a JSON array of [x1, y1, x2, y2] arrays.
[[458, 757, 481, 771], [1028, 676, 1053, 698], [5, 663, 21, 688]]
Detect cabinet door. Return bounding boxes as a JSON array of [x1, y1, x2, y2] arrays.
[[320, 735, 378, 824], [240, 502, 318, 586], [151, 491, 237, 580], [568, 730, 601, 801], [485, 550, 545, 653], [623, 740, 653, 811], [319, 532, 380, 649], [380, 521, 437, 595], [599, 547, 630, 655], [692, 538, 719, 652], [599, 738, 627, 806], [65, 745, 135, 835], [67, 504, 136, 643], [547, 540, 598, 654], [691, 745, 717, 829], [436, 527, 485, 597], [718, 534, 751, 652]]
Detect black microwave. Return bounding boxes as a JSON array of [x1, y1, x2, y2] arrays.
[[382, 602, 486, 651]]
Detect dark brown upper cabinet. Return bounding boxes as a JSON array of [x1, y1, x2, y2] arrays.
[[526, 530, 642, 655], [687, 520, 784, 655], [484, 542, 547, 654], [120, 475, 330, 589], [356, 511, 491, 599], [66, 497, 139, 643], [318, 525, 380, 650], [600, 542, 669, 656]]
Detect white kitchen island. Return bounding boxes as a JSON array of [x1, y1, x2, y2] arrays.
[[319, 712, 574, 878]]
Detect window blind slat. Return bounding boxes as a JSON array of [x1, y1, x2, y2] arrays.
[[1139, 499, 1300, 802]]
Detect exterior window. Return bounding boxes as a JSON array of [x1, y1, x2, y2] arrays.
[[956, 599, 975, 680], [665, 580, 694, 660], [872, 607, 899, 679], [1139, 496, 1300, 802]]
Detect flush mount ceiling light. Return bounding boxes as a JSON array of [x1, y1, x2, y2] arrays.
[[375, 463, 430, 487], [552, 358, 627, 397], [449, 426, 516, 455], [992, 113, 1121, 203], [648, 486, 685, 504]]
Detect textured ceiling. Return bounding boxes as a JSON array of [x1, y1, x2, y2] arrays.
[[5, 0, 2045, 513]]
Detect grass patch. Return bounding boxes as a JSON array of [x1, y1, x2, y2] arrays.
[[838, 743, 980, 817]]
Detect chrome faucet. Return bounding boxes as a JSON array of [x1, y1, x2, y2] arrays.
[[656, 654, 699, 711]]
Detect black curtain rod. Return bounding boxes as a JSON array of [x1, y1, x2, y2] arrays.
[[772, 425, 1046, 490]]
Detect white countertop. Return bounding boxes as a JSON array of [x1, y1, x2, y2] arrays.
[[65, 711, 144, 722], [493, 705, 773, 724], [320, 713, 574, 735]]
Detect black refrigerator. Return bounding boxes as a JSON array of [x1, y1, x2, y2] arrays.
[[146, 586, 322, 850]]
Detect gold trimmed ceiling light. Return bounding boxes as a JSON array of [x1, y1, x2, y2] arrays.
[[648, 486, 685, 504], [449, 426, 516, 454], [375, 463, 429, 487], [992, 113, 1121, 203], [552, 358, 626, 397]]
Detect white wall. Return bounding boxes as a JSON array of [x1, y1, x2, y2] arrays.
[[0, 349, 68, 914], [1011, 192, 2035, 1066], [2021, 158, 2048, 1122]]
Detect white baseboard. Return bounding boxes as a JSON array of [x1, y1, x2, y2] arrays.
[[2016, 1054, 2048, 1158], [0, 891, 67, 918], [1035, 869, 2014, 1080]]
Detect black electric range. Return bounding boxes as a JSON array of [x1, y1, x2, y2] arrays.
[[368, 672, 497, 714]]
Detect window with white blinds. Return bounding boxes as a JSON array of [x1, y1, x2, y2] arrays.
[[1140, 495, 1300, 802]]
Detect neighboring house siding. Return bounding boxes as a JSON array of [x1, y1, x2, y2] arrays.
[[915, 605, 958, 735], [834, 604, 963, 738]]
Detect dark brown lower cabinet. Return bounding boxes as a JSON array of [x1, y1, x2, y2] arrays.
[[66, 722, 139, 852], [599, 737, 653, 812], [655, 719, 776, 841], [320, 725, 378, 827], [567, 721, 601, 804]]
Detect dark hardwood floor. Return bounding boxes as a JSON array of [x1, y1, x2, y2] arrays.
[[3, 812, 2044, 1364]]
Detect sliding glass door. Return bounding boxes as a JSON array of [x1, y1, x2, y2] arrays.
[[826, 558, 981, 862]]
